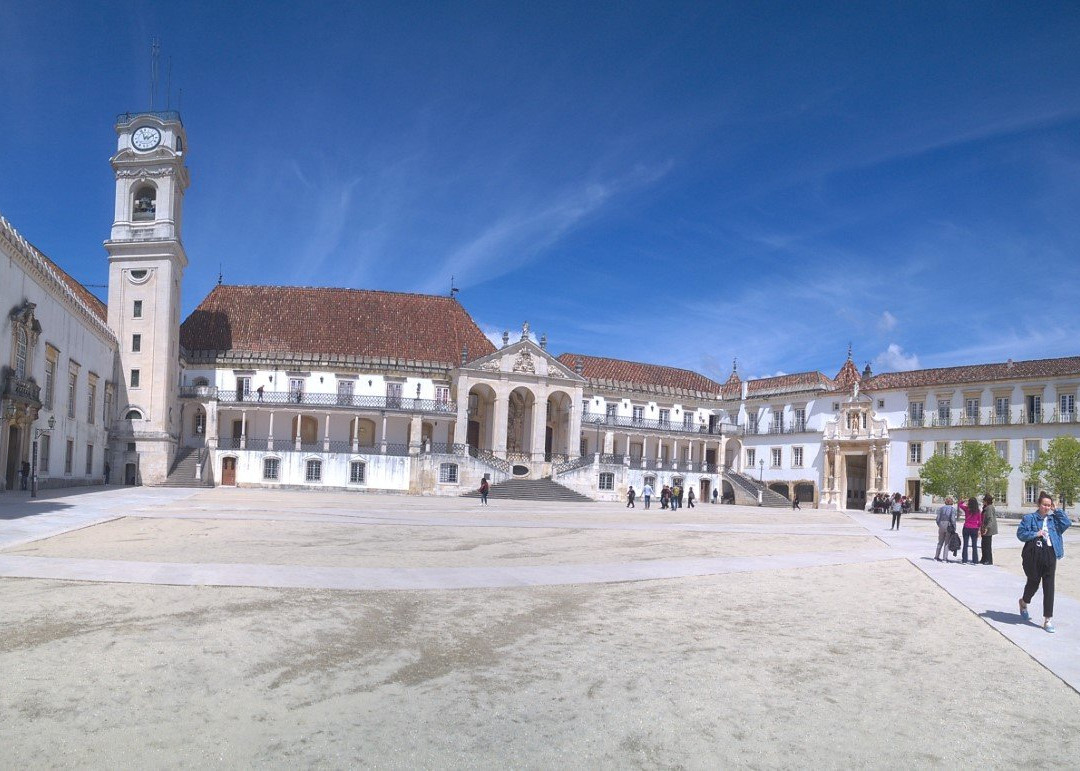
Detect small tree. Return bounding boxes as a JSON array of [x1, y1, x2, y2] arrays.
[[920, 441, 1011, 503], [1023, 436, 1080, 508], [919, 451, 957, 501]]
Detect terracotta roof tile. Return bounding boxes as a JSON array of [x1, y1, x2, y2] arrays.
[[556, 353, 721, 395], [180, 285, 496, 366], [832, 359, 862, 392], [746, 371, 832, 396], [721, 370, 742, 399], [867, 356, 1080, 390]]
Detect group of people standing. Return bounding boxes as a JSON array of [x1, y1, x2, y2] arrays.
[[932, 491, 1071, 635], [627, 483, 696, 510]]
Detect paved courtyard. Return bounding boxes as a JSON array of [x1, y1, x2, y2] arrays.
[[2, 486, 1078, 768]]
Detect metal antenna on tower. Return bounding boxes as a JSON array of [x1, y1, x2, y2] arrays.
[[166, 57, 173, 110], [149, 38, 161, 110], [450, 275, 459, 299], [218, 263, 223, 286]]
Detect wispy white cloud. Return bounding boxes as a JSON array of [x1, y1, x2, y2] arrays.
[[878, 311, 897, 332]]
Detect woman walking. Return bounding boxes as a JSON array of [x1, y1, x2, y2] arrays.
[[1018, 492, 1072, 633], [958, 497, 982, 564], [980, 493, 998, 565]]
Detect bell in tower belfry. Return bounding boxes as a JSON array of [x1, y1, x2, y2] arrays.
[[104, 111, 189, 485]]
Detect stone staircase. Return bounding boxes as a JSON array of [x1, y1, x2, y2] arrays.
[[461, 477, 593, 503], [161, 446, 212, 488], [722, 469, 791, 508]]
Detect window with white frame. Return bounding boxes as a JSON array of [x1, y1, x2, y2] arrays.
[[435, 385, 450, 408], [658, 408, 669, 425], [130, 369, 140, 388], [236, 376, 250, 400], [634, 406, 645, 424], [909, 442, 922, 464], [794, 408, 806, 432], [86, 380, 96, 424], [909, 401, 924, 424], [337, 379, 355, 405], [770, 410, 783, 433], [771, 447, 781, 467], [1026, 394, 1042, 422], [438, 463, 458, 483], [598, 472, 614, 490], [44, 354, 57, 410], [350, 461, 367, 484], [581, 399, 589, 415], [385, 381, 402, 407], [85, 444, 93, 475], [1061, 393, 1075, 421], [67, 369, 78, 418], [1025, 440, 1040, 464], [132, 333, 141, 353], [305, 459, 322, 482], [748, 413, 759, 434], [935, 441, 949, 457], [965, 398, 980, 423], [133, 299, 143, 318], [1025, 483, 1038, 504], [40, 434, 50, 474], [994, 441, 1008, 461], [683, 412, 694, 429], [793, 447, 804, 467], [746, 448, 756, 467], [64, 440, 74, 474], [291, 377, 306, 402], [995, 396, 1010, 423], [606, 403, 617, 419], [936, 399, 950, 425], [263, 458, 280, 480]]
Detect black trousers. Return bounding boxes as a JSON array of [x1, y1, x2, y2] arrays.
[[890, 512, 901, 529], [980, 534, 993, 564], [1022, 543, 1057, 618]]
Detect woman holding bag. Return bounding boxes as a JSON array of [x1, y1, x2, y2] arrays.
[[1017, 491, 1072, 633]]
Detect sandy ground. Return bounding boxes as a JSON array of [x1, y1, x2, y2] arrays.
[[2, 488, 1079, 768], [3, 517, 884, 567]]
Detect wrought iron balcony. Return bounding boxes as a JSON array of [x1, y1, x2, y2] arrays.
[[210, 389, 456, 415], [582, 414, 728, 436], [2, 370, 41, 407]]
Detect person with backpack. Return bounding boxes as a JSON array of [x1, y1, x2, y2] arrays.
[[1017, 491, 1072, 633], [935, 497, 958, 562], [889, 493, 903, 530]]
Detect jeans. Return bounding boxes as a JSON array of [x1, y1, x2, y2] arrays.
[[891, 512, 901, 529], [962, 528, 980, 563], [980, 534, 993, 564], [1022, 543, 1057, 618], [644, 495, 651, 509]]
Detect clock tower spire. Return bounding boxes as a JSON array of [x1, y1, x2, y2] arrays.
[[105, 111, 189, 485]]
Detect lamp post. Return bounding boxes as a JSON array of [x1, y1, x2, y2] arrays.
[[31, 415, 56, 499]]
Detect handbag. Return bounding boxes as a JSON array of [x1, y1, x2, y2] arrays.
[[1024, 536, 1055, 571], [948, 526, 961, 555]]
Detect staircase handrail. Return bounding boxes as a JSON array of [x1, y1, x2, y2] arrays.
[[553, 455, 593, 476], [466, 446, 512, 475]]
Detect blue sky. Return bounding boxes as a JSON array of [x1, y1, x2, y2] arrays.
[[2, 2, 1078, 382]]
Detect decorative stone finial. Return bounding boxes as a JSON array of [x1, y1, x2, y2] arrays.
[[575, 357, 584, 375], [539, 332, 547, 350], [461, 344, 468, 366], [502, 330, 510, 347], [520, 321, 530, 341]]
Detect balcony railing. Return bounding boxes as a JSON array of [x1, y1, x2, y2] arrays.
[[740, 421, 812, 436], [583, 415, 728, 436], [217, 438, 412, 455], [189, 387, 457, 415], [2, 373, 42, 406]]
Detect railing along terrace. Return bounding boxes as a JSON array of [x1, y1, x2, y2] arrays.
[[216, 438, 413, 455], [554, 455, 593, 475], [600, 453, 626, 465], [2, 374, 41, 404], [211, 390, 456, 414], [742, 422, 812, 436], [583, 415, 728, 436], [467, 447, 512, 474]]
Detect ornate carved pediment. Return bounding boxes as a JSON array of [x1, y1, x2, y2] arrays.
[[480, 359, 502, 372], [512, 350, 536, 374], [116, 166, 176, 179]]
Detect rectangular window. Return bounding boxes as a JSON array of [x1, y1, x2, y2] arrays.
[[793, 446, 804, 467], [263, 457, 280, 481], [936, 400, 950, 426], [965, 398, 980, 424], [67, 371, 77, 418], [995, 396, 1010, 424], [292, 378, 307, 402], [40, 434, 50, 474], [438, 462, 458, 483], [683, 412, 694, 429], [1061, 394, 1075, 421], [771, 447, 782, 467], [909, 401, 924, 425], [746, 448, 756, 468], [133, 300, 143, 318], [305, 459, 322, 482], [236, 376, 251, 400], [85, 444, 93, 475], [794, 408, 806, 432], [1025, 440, 1040, 464], [770, 412, 783, 434], [994, 440, 1008, 461], [606, 403, 617, 419], [1026, 394, 1042, 423], [385, 381, 402, 408], [336, 379, 354, 406], [936, 441, 949, 457], [598, 472, 614, 490], [581, 400, 589, 415], [634, 406, 646, 424], [435, 385, 450, 408], [64, 440, 74, 474], [130, 369, 140, 388], [86, 382, 96, 424], [131, 334, 141, 353], [44, 358, 56, 410], [909, 442, 922, 465], [350, 461, 367, 484], [1025, 483, 1038, 504], [748, 413, 759, 434]]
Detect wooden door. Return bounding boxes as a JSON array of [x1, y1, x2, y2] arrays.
[[221, 457, 237, 486]]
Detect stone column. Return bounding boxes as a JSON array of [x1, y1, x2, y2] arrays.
[[351, 416, 359, 452], [267, 411, 275, 449], [294, 414, 302, 451], [240, 410, 247, 449], [453, 376, 470, 446], [672, 439, 679, 470], [409, 414, 422, 455], [380, 414, 388, 454], [323, 413, 331, 451], [567, 396, 583, 458], [207, 400, 219, 450], [529, 391, 547, 462], [493, 393, 509, 457]]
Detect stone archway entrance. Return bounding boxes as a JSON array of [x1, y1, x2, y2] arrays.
[[5, 425, 20, 490], [845, 455, 867, 510]]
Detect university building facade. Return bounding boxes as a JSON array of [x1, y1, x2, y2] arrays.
[[2, 110, 1079, 509]]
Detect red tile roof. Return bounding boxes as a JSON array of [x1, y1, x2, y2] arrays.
[[746, 371, 833, 396], [867, 356, 1080, 390], [180, 285, 496, 366], [36, 250, 108, 323], [556, 353, 721, 395], [832, 359, 862, 392], [721, 370, 742, 399]]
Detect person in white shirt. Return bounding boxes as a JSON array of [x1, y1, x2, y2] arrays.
[[642, 483, 653, 510]]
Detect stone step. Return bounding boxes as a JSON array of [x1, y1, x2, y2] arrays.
[[462, 477, 593, 502]]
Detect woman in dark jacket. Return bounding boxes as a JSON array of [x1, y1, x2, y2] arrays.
[[1018, 491, 1072, 633], [979, 493, 998, 565]]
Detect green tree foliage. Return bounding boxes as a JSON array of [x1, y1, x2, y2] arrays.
[[920, 441, 1011, 502], [1022, 436, 1080, 507]]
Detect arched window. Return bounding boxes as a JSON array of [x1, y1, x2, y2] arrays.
[[125, 408, 143, 420], [132, 185, 156, 221], [193, 409, 206, 435]]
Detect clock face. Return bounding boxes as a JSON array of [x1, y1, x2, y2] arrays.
[[132, 126, 162, 151]]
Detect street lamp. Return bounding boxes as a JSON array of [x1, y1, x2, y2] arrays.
[[31, 415, 56, 499]]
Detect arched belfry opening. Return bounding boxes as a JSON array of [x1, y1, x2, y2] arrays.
[[132, 184, 157, 221]]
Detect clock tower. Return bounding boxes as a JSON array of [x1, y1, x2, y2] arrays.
[[105, 111, 189, 485]]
